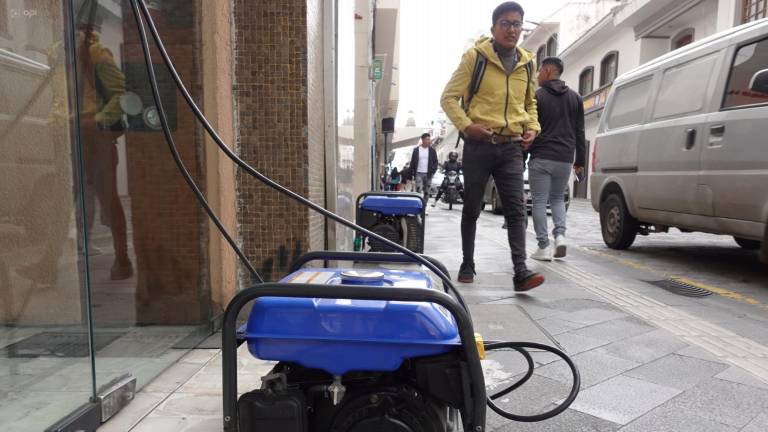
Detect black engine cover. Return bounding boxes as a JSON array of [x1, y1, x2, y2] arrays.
[[327, 386, 454, 432], [238, 357, 464, 432]]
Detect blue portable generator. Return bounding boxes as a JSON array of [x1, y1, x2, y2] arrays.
[[223, 251, 487, 432], [355, 192, 426, 253]]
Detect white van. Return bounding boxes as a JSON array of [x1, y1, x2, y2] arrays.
[[591, 19, 768, 251]]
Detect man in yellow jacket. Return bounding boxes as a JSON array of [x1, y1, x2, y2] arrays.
[[441, 1, 544, 291]]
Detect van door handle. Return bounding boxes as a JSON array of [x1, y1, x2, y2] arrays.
[[685, 128, 696, 150], [709, 124, 725, 147]]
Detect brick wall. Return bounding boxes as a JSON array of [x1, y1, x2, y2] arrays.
[[233, 0, 326, 282], [121, 3, 208, 324]]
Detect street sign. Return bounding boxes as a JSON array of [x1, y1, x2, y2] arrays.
[[372, 59, 383, 81]]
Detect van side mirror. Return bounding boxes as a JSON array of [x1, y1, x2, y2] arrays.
[[750, 69, 768, 94]]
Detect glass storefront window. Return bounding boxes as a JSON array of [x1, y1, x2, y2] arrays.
[[1, 1, 212, 429], [1, 2, 93, 430]]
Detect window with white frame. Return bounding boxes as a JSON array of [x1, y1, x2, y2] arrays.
[[579, 67, 594, 95], [546, 34, 557, 56], [600, 51, 618, 87]]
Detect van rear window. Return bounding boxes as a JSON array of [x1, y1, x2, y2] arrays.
[[606, 78, 652, 129]]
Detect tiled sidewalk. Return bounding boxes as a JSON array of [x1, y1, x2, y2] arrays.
[[100, 204, 768, 431]]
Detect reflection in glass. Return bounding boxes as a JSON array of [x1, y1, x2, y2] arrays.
[[1, 2, 93, 430]]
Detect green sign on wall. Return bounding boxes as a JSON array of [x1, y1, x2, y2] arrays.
[[372, 59, 383, 81]]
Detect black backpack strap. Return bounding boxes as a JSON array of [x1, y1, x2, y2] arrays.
[[525, 59, 533, 101], [457, 49, 487, 148], [463, 49, 487, 114]]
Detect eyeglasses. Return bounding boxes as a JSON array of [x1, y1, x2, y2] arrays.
[[497, 20, 523, 31]]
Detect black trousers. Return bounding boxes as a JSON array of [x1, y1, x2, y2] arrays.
[[461, 138, 527, 272]]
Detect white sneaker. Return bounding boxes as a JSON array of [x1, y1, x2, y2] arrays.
[[530, 244, 553, 261], [554, 235, 567, 258]]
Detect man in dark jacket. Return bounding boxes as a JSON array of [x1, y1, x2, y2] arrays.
[[527, 57, 586, 261], [410, 133, 438, 203]]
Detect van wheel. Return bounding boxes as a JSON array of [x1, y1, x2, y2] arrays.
[[600, 193, 638, 249], [734, 237, 761, 250], [491, 188, 503, 215]]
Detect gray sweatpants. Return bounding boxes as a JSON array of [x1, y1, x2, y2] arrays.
[[414, 172, 432, 202], [529, 158, 572, 248]]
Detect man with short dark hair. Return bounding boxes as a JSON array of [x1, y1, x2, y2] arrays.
[[441, 1, 545, 291], [528, 56, 586, 261], [410, 133, 438, 203]]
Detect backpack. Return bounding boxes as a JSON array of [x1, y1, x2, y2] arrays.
[[456, 49, 533, 147]]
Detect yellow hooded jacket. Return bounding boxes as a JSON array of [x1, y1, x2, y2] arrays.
[[441, 37, 540, 136]]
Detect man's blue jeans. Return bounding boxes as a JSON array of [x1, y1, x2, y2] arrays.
[[529, 158, 572, 248]]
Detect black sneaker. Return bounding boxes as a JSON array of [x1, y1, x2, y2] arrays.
[[458, 262, 476, 283], [514, 269, 545, 292]]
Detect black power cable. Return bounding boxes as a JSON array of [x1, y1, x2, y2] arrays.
[[130, 0, 469, 313], [126, 0, 580, 423], [484, 341, 581, 422], [126, 0, 262, 283]]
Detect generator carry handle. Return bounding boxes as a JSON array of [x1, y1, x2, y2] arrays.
[[289, 250, 451, 281], [355, 190, 426, 210], [222, 282, 486, 432]]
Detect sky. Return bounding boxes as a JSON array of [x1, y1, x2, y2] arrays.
[[337, 0, 569, 127], [397, 0, 569, 126]]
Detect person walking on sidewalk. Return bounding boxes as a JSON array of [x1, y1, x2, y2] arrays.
[[410, 133, 438, 204], [528, 57, 586, 261], [441, 1, 544, 291]]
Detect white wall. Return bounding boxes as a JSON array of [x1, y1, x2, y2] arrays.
[[561, 26, 639, 93]]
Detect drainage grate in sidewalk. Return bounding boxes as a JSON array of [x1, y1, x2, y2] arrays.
[[646, 279, 712, 297]]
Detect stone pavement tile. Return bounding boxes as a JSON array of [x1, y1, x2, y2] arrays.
[[675, 345, 722, 363], [97, 392, 167, 432], [556, 308, 628, 326], [130, 415, 220, 432], [150, 393, 221, 417], [617, 404, 738, 432], [142, 361, 206, 393], [178, 349, 219, 365], [484, 354, 534, 389], [539, 298, 617, 313], [516, 302, 565, 320], [742, 412, 768, 432], [715, 366, 768, 390], [484, 374, 571, 429], [568, 316, 656, 345], [469, 304, 553, 345], [566, 375, 681, 425], [716, 316, 768, 346], [554, 332, 609, 356], [537, 350, 640, 388], [537, 316, 590, 335], [596, 329, 689, 364], [661, 378, 768, 428], [624, 354, 728, 391], [490, 407, 621, 432]]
